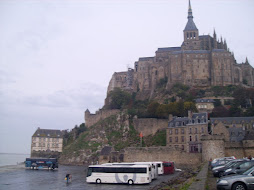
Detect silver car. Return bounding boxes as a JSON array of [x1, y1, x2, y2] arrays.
[[217, 166, 254, 190]]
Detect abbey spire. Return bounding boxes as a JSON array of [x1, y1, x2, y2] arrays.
[[188, 0, 193, 19], [182, 0, 200, 50], [184, 0, 198, 32]]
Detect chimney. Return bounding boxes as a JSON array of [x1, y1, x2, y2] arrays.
[[188, 110, 193, 119], [169, 114, 173, 122]]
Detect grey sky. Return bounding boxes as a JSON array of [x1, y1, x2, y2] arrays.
[[0, 0, 253, 154]]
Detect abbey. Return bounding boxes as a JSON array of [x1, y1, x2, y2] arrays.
[[107, 1, 254, 97]]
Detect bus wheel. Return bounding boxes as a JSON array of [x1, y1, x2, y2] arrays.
[[96, 179, 101, 184], [128, 180, 134, 185]]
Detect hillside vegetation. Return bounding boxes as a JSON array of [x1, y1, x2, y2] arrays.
[[60, 83, 254, 164]]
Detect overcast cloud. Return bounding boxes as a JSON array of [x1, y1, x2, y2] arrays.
[[0, 0, 253, 154]]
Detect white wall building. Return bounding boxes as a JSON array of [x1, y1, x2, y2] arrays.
[[31, 128, 63, 153]]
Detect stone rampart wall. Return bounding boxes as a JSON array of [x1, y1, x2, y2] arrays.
[[85, 109, 120, 127], [31, 151, 61, 159], [201, 135, 225, 161], [123, 147, 201, 168], [133, 118, 168, 136]]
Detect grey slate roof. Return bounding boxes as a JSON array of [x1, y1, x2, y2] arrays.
[[228, 127, 245, 142], [244, 131, 254, 140], [195, 99, 215, 103], [199, 35, 211, 39], [211, 117, 254, 125], [100, 146, 112, 156], [157, 47, 181, 52], [183, 50, 210, 54], [33, 128, 63, 138], [139, 57, 154, 61], [212, 49, 226, 52], [168, 112, 208, 128], [184, 18, 198, 31]]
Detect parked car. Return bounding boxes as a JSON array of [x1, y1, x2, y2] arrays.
[[212, 158, 235, 169], [217, 166, 254, 190], [213, 159, 246, 178], [223, 160, 254, 177]]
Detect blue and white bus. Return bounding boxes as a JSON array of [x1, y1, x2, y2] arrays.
[[25, 158, 58, 170], [86, 164, 152, 184]]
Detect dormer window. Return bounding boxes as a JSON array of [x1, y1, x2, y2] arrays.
[[37, 134, 40, 136]]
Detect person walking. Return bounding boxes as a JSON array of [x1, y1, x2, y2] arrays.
[[65, 174, 72, 183]]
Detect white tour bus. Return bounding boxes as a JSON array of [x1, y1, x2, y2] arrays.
[[153, 161, 164, 175], [86, 164, 152, 184], [102, 162, 153, 180], [134, 162, 158, 179]]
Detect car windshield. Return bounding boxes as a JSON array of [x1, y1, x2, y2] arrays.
[[225, 161, 236, 167], [241, 166, 254, 175]]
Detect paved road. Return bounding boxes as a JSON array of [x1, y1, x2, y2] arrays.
[[0, 165, 181, 190]]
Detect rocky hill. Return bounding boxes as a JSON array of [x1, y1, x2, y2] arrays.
[[60, 83, 254, 165]]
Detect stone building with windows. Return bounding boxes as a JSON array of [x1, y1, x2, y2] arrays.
[[106, 0, 254, 100], [211, 117, 254, 142], [31, 128, 63, 157], [195, 98, 215, 113], [167, 111, 208, 153]]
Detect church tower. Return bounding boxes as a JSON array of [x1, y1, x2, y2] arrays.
[[182, 0, 200, 50]]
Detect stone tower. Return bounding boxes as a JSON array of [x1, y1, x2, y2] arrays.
[[182, 0, 200, 50]]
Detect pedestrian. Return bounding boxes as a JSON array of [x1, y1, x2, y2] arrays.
[[65, 174, 72, 183], [248, 155, 252, 160], [209, 158, 212, 168]]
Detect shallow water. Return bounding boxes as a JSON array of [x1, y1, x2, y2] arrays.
[[0, 165, 179, 190]]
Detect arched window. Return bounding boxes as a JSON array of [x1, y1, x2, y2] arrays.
[[194, 32, 196, 38], [187, 32, 189, 39], [190, 32, 192, 38], [190, 136, 192, 141]]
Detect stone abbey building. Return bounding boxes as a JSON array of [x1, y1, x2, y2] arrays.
[[107, 0, 254, 98]]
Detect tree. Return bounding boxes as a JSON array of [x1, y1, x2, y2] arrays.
[[155, 104, 168, 118], [213, 99, 222, 107], [184, 102, 197, 115], [210, 106, 230, 117], [147, 101, 160, 117], [108, 88, 132, 109]]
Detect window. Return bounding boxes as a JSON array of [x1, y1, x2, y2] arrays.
[[190, 136, 192, 142], [189, 128, 192, 134], [195, 135, 198, 141], [169, 137, 172, 143], [195, 128, 198, 134], [181, 129, 184, 134], [181, 136, 184, 142], [175, 137, 178, 143], [175, 129, 179, 134], [169, 129, 172, 135], [91, 167, 147, 173], [182, 145, 184, 150], [202, 127, 204, 133]]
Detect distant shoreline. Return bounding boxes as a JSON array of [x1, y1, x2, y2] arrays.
[[0, 153, 30, 155]]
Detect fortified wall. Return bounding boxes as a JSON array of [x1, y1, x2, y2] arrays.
[[201, 135, 254, 161], [133, 118, 168, 136], [84, 109, 120, 127], [123, 147, 201, 168]]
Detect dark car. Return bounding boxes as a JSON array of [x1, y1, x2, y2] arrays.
[[223, 160, 254, 177], [211, 157, 235, 169], [217, 166, 254, 190], [213, 159, 246, 178], [212, 159, 234, 169]]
